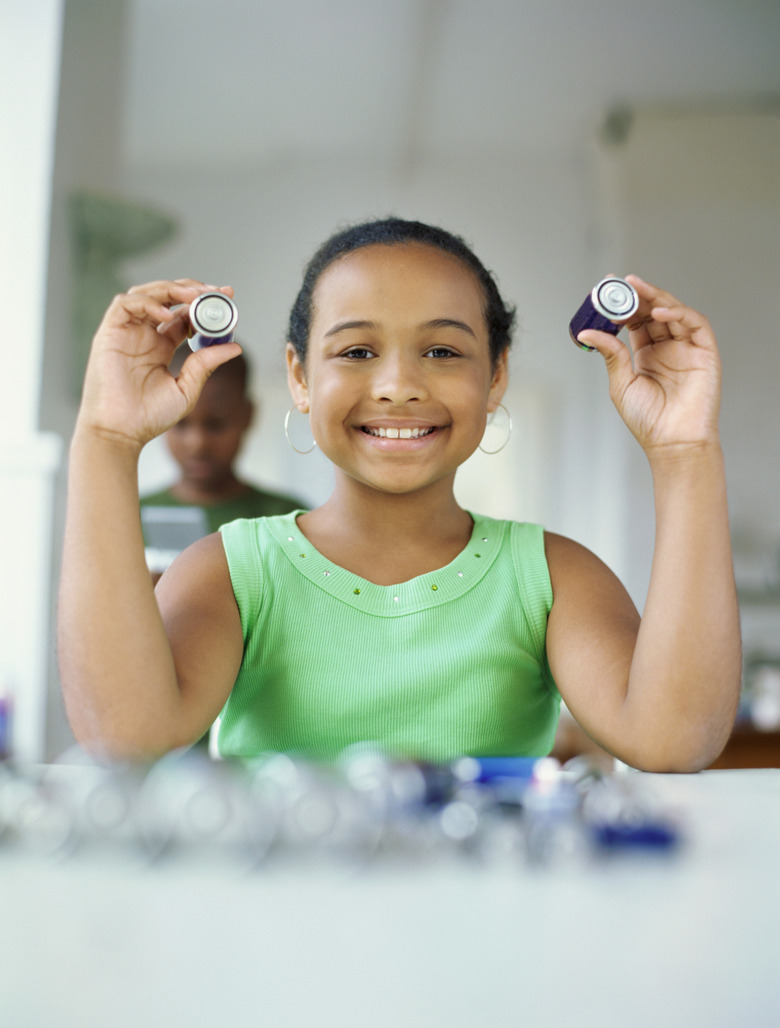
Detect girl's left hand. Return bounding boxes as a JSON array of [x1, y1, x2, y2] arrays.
[[576, 275, 722, 456]]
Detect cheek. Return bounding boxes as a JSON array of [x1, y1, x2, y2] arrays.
[[454, 369, 494, 408], [308, 403, 340, 444], [307, 370, 354, 419], [307, 384, 360, 453]]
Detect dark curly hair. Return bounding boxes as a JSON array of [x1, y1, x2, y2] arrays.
[[287, 217, 516, 370]]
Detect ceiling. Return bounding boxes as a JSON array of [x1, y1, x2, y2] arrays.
[[120, 0, 780, 174]]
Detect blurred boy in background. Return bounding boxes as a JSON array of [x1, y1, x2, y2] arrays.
[[141, 347, 304, 581]]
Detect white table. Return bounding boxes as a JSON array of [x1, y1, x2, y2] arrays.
[[1, 769, 779, 1028]]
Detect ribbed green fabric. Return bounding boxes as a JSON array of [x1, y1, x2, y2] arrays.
[[217, 511, 559, 761]]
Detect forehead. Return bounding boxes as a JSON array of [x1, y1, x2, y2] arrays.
[[311, 243, 486, 326]]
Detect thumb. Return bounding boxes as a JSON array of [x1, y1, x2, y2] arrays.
[[174, 341, 244, 410], [577, 327, 633, 374], [576, 328, 636, 410]]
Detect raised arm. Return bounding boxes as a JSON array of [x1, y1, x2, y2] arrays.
[[546, 276, 741, 772], [58, 280, 244, 759]]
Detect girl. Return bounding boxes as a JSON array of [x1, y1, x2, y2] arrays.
[[58, 218, 741, 771]]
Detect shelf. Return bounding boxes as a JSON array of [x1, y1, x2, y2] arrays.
[[707, 724, 780, 769]]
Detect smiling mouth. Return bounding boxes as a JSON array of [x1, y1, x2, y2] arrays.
[[361, 426, 436, 440]]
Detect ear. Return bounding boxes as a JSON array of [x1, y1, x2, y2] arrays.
[[487, 350, 509, 413], [286, 343, 310, 413]]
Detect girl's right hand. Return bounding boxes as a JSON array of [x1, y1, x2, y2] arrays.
[[76, 279, 242, 451]]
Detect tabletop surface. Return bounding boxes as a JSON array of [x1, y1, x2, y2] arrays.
[[2, 767, 779, 1028]]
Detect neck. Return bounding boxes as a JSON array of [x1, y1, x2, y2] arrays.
[[296, 476, 475, 585], [309, 474, 471, 542]]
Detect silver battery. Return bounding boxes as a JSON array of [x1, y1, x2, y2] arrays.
[[188, 292, 239, 350], [569, 277, 639, 351]]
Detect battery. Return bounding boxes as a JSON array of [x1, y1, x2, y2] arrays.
[[569, 277, 639, 351], [188, 292, 238, 350]]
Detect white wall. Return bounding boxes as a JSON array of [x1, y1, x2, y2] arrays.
[[119, 111, 780, 680], [33, 0, 632, 758], [616, 111, 780, 619], [39, 0, 129, 757], [123, 151, 626, 567], [30, 5, 778, 757], [0, 2, 65, 761]]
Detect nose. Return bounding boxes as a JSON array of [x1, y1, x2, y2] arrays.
[[371, 351, 428, 406]]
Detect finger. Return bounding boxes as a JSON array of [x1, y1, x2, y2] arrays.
[[98, 287, 195, 343], [175, 341, 244, 408], [105, 290, 184, 330], [575, 327, 632, 367], [623, 275, 700, 350], [106, 281, 230, 338], [126, 279, 206, 302], [106, 285, 200, 334], [649, 304, 715, 349], [126, 279, 234, 309], [156, 304, 191, 338], [576, 327, 637, 408], [126, 278, 233, 294], [155, 285, 236, 345], [625, 275, 681, 312], [625, 275, 712, 344]]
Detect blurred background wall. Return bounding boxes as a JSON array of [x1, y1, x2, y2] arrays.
[[3, 0, 778, 758]]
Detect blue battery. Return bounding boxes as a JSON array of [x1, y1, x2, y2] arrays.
[[453, 756, 540, 785], [188, 292, 238, 350], [569, 276, 639, 351]]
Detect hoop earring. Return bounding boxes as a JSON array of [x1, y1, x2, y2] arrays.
[[284, 405, 318, 454], [478, 403, 512, 455]]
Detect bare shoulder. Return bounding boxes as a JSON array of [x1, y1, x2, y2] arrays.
[[544, 530, 639, 627], [544, 530, 598, 573], [156, 532, 237, 615], [154, 532, 243, 724], [542, 531, 640, 756]]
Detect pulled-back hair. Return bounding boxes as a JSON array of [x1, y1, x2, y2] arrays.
[[287, 218, 515, 369]]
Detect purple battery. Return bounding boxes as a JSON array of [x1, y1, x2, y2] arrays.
[[188, 292, 238, 351], [569, 277, 639, 351]]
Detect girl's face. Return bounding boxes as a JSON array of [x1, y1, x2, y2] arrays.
[[286, 243, 508, 498]]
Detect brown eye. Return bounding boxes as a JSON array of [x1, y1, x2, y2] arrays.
[[342, 348, 375, 360]]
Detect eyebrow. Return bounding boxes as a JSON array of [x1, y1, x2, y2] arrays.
[[324, 318, 477, 338], [324, 320, 377, 337], [424, 318, 477, 338]]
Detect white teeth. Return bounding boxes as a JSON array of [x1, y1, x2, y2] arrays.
[[365, 426, 432, 439]]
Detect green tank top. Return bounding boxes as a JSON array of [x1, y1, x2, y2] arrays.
[[217, 512, 560, 761]]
